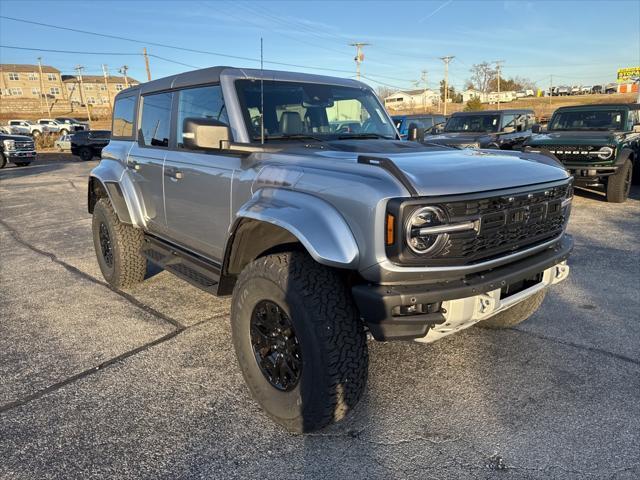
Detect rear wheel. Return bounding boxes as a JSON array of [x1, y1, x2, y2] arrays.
[[79, 147, 93, 161], [476, 290, 546, 329], [606, 159, 632, 203], [231, 251, 368, 433], [92, 198, 146, 289]]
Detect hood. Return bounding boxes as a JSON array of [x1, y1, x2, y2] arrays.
[[0, 133, 34, 142], [282, 140, 567, 196], [527, 131, 618, 146]]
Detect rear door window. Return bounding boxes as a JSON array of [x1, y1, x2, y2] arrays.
[[140, 92, 173, 147]]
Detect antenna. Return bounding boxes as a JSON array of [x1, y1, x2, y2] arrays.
[[260, 37, 265, 145]]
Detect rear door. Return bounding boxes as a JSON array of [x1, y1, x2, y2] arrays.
[[126, 91, 173, 234], [162, 84, 239, 261]]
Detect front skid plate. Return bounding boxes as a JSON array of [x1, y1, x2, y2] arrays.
[[414, 261, 569, 343]]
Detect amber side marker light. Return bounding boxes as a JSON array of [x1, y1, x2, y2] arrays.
[[385, 213, 395, 245]]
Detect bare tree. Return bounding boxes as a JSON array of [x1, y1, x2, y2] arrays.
[[468, 62, 495, 94], [375, 86, 395, 100]]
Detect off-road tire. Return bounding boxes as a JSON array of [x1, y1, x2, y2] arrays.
[[476, 290, 546, 329], [79, 147, 93, 161], [92, 198, 146, 289], [231, 251, 368, 433], [15, 162, 31, 167], [0, 153, 6, 169], [606, 159, 632, 203]]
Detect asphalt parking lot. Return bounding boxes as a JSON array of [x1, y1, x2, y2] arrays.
[[1, 153, 639, 480]]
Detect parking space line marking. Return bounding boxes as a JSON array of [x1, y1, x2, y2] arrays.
[[0, 217, 185, 330]]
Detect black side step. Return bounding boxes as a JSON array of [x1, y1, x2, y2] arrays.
[[142, 235, 221, 294]]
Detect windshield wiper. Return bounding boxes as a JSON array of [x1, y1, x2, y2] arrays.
[[337, 133, 394, 140], [257, 134, 326, 142]]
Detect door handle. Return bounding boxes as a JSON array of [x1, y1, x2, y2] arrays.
[[127, 159, 140, 171], [164, 168, 183, 180]]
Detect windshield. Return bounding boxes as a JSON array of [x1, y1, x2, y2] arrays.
[[235, 80, 396, 142], [548, 110, 626, 131], [444, 114, 500, 133]]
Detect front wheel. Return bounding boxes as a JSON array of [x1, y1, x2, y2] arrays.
[[92, 198, 146, 289], [60, 129, 69, 135], [476, 290, 546, 329], [79, 147, 93, 161], [231, 251, 368, 433], [0, 153, 6, 169], [606, 160, 632, 203]]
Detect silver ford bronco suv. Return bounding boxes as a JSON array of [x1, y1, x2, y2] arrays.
[[89, 67, 573, 433]]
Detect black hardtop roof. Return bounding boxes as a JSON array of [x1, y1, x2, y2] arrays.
[[392, 113, 447, 119], [113, 65, 365, 100], [450, 109, 534, 116], [554, 103, 640, 111]]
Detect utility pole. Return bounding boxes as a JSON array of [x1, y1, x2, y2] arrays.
[[421, 70, 428, 112], [102, 64, 112, 111], [75, 65, 92, 123], [143, 48, 152, 81], [37, 57, 51, 116], [350, 42, 370, 80], [119, 65, 130, 88], [440, 56, 454, 115], [493, 60, 504, 109], [549, 74, 553, 107]]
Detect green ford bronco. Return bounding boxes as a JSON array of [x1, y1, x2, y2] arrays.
[[525, 103, 640, 202]]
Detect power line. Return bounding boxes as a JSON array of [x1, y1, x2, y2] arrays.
[[0, 45, 139, 55]]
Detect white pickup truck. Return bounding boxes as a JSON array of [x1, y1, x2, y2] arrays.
[[37, 118, 83, 135], [8, 120, 51, 137]]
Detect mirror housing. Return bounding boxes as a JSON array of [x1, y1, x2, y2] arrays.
[[531, 124, 542, 134], [182, 118, 230, 150]]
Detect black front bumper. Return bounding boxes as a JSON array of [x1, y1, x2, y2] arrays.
[[353, 235, 573, 341]]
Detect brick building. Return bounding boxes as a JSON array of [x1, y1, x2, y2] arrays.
[[0, 63, 66, 100], [62, 74, 140, 107]]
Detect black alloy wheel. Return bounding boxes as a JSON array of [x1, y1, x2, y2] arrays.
[[98, 221, 114, 269], [250, 300, 302, 392]]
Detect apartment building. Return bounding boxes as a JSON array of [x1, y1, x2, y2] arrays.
[[0, 64, 66, 99], [62, 75, 140, 106]]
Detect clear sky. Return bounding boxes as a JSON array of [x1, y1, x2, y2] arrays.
[[0, 0, 638, 92]]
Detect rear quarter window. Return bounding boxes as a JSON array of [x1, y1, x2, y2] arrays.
[[112, 95, 137, 139]]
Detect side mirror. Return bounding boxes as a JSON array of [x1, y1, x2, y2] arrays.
[[531, 124, 541, 134], [503, 126, 516, 134], [182, 117, 230, 150]]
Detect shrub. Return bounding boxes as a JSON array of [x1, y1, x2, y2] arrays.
[[464, 97, 484, 111]]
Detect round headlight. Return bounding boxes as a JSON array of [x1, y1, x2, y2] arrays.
[[405, 206, 449, 255], [597, 146, 614, 160]]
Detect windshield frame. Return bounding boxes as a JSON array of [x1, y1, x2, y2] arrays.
[[548, 109, 628, 131], [234, 79, 399, 143], [443, 114, 502, 133]]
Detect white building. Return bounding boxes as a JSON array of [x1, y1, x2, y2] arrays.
[[384, 89, 439, 110]]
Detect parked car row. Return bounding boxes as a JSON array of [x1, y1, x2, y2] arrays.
[[400, 103, 639, 203], [547, 83, 619, 96], [1, 118, 88, 137]]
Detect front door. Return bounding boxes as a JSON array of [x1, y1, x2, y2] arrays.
[[162, 84, 237, 261], [127, 91, 173, 234]]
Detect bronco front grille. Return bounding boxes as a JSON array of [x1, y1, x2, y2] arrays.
[[428, 183, 569, 266], [537, 145, 606, 163]]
